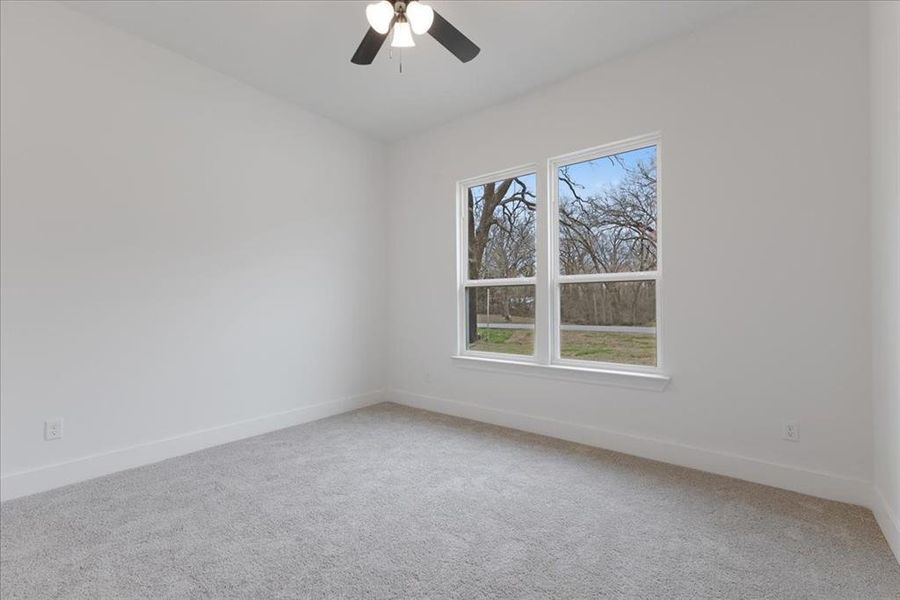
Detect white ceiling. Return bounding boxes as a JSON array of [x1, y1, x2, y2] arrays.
[[65, 1, 751, 142]]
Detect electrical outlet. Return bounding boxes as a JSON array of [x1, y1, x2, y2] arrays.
[[44, 419, 63, 441], [783, 421, 799, 442]]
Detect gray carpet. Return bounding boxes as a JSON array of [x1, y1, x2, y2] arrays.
[[1, 403, 898, 599]]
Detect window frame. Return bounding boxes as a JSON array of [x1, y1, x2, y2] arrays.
[[456, 163, 539, 363], [455, 132, 667, 385], [550, 133, 663, 374]]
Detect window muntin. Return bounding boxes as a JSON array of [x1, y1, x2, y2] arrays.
[[457, 134, 661, 373]]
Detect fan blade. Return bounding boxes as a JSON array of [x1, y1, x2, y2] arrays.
[[351, 27, 388, 65], [428, 10, 480, 63]]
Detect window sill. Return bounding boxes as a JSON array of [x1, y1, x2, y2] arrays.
[[450, 355, 671, 392]]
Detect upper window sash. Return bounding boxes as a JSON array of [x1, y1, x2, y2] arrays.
[[550, 134, 660, 279], [459, 164, 538, 285]]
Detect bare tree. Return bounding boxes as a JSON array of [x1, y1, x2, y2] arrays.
[[465, 153, 657, 344], [467, 177, 535, 343], [558, 155, 657, 275], [558, 155, 657, 326]]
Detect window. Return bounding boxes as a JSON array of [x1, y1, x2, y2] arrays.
[[457, 134, 662, 376], [460, 170, 537, 358], [553, 142, 659, 369]]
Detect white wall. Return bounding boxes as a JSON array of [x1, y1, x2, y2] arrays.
[[0, 1, 387, 499], [0, 0, 889, 536], [870, 0, 900, 561], [387, 1, 874, 505]]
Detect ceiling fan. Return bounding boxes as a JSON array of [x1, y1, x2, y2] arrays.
[[351, 1, 480, 66]]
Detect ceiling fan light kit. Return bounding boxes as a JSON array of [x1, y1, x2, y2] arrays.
[[391, 18, 415, 48], [352, 0, 479, 66], [405, 1, 434, 35], [365, 1, 394, 34]]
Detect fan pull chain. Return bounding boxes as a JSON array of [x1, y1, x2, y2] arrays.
[[385, 45, 404, 74], [387, 47, 403, 74]]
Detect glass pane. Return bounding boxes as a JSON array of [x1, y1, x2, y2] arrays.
[[465, 285, 535, 355], [467, 174, 536, 280], [559, 281, 656, 366], [558, 146, 657, 275]]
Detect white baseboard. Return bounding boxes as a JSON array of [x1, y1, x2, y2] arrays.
[[0, 389, 384, 502], [872, 486, 900, 565], [388, 388, 873, 508]]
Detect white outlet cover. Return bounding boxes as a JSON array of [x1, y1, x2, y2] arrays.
[[44, 419, 63, 441], [783, 421, 799, 442]]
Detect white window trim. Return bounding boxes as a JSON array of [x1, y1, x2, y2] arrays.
[[455, 133, 670, 391], [450, 354, 671, 391]]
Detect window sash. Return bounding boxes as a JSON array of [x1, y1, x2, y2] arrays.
[[551, 278, 660, 373], [462, 283, 537, 359], [460, 165, 538, 283]]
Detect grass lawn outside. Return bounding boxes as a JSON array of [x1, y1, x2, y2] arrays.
[[469, 327, 656, 366], [476, 314, 534, 324], [469, 328, 534, 355], [559, 330, 656, 365]]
